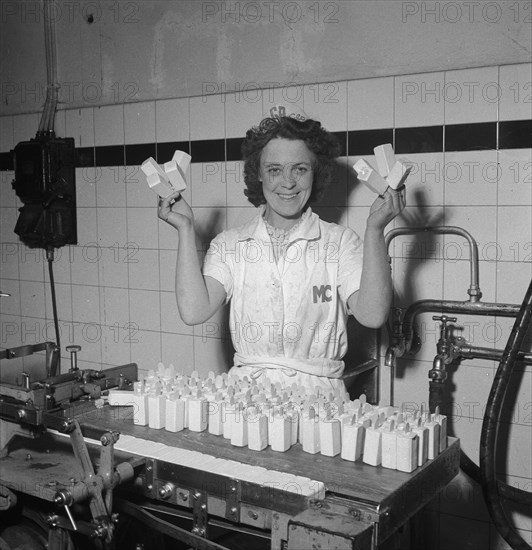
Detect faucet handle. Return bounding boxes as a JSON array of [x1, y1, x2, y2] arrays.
[[432, 315, 457, 324], [433, 315, 459, 340]]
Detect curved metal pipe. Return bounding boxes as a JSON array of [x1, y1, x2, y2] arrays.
[[402, 299, 521, 355], [385, 226, 481, 301], [458, 344, 532, 365]]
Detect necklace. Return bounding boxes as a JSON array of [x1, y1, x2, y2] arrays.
[[263, 216, 304, 244]]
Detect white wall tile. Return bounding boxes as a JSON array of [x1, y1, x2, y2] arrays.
[[129, 289, 160, 331], [100, 326, 131, 367], [124, 101, 155, 144], [224, 91, 264, 138], [99, 286, 129, 327], [155, 97, 190, 143], [347, 77, 394, 130], [130, 329, 161, 372], [395, 72, 445, 128], [444, 66, 499, 124], [72, 284, 100, 325], [392, 256, 445, 307], [70, 245, 99, 287], [226, 206, 256, 229], [499, 63, 532, 121], [94, 105, 124, 146], [126, 207, 159, 249], [444, 150, 498, 206], [497, 206, 532, 262], [303, 81, 347, 131], [96, 167, 126, 207], [97, 247, 128, 288], [13, 113, 39, 143], [444, 206, 498, 257], [75, 208, 98, 247], [0, 171, 16, 207], [225, 160, 247, 207], [18, 246, 45, 282], [0, 279, 20, 315], [0, 243, 19, 280], [190, 95, 225, 140], [128, 249, 160, 291], [0, 116, 14, 151], [76, 168, 97, 207], [19, 280, 45, 318], [0, 208, 18, 244], [496, 261, 532, 303], [498, 149, 532, 206], [65, 108, 95, 147], [190, 162, 226, 207], [161, 332, 194, 373], [402, 152, 445, 207], [96, 209, 127, 247]]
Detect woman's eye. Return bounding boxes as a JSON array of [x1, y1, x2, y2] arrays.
[[296, 167, 308, 174], [268, 168, 281, 176]]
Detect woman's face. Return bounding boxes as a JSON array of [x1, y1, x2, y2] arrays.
[[259, 138, 315, 229]]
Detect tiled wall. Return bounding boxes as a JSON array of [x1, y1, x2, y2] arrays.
[[0, 63, 531, 549]]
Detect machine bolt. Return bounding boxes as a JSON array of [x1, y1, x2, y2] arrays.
[[17, 409, 26, 419], [66, 345, 81, 372], [248, 510, 259, 520], [25, 453, 32, 461], [158, 483, 174, 500], [178, 492, 188, 502]]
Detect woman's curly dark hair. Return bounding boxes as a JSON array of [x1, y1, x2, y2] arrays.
[[241, 116, 341, 207]]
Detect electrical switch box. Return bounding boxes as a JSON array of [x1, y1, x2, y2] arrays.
[[12, 135, 77, 248]]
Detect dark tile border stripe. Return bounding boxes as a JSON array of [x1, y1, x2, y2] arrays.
[[348, 129, 393, 156], [395, 126, 443, 154], [499, 120, 532, 150], [445, 122, 496, 152], [0, 121, 530, 171]]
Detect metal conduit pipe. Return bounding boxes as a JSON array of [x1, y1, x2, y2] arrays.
[[402, 299, 521, 356], [458, 344, 532, 365], [385, 226, 481, 302], [480, 278, 532, 550]]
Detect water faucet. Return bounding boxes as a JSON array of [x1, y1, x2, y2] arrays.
[[429, 315, 459, 383], [385, 307, 406, 367]]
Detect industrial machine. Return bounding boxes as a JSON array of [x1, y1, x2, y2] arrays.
[[0, 341, 460, 550]]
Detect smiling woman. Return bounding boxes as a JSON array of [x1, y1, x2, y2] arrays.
[[158, 107, 406, 395]]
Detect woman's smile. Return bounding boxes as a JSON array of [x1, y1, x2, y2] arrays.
[[260, 138, 315, 230]]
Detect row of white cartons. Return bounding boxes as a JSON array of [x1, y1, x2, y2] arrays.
[[107, 365, 447, 472]]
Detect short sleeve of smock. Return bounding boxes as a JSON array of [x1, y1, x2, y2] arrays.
[[202, 232, 234, 301], [337, 227, 364, 304]]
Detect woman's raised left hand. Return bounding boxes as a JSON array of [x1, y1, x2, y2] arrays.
[[367, 186, 406, 231]]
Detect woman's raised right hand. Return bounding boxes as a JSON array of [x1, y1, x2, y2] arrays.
[[158, 191, 194, 231]]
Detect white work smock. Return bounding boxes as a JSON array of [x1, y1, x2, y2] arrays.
[[202, 207, 363, 390]]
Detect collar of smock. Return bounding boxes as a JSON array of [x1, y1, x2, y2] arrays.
[[236, 205, 321, 243]]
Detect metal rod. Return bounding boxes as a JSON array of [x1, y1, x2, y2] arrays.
[[402, 299, 521, 355], [385, 226, 481, 302]]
